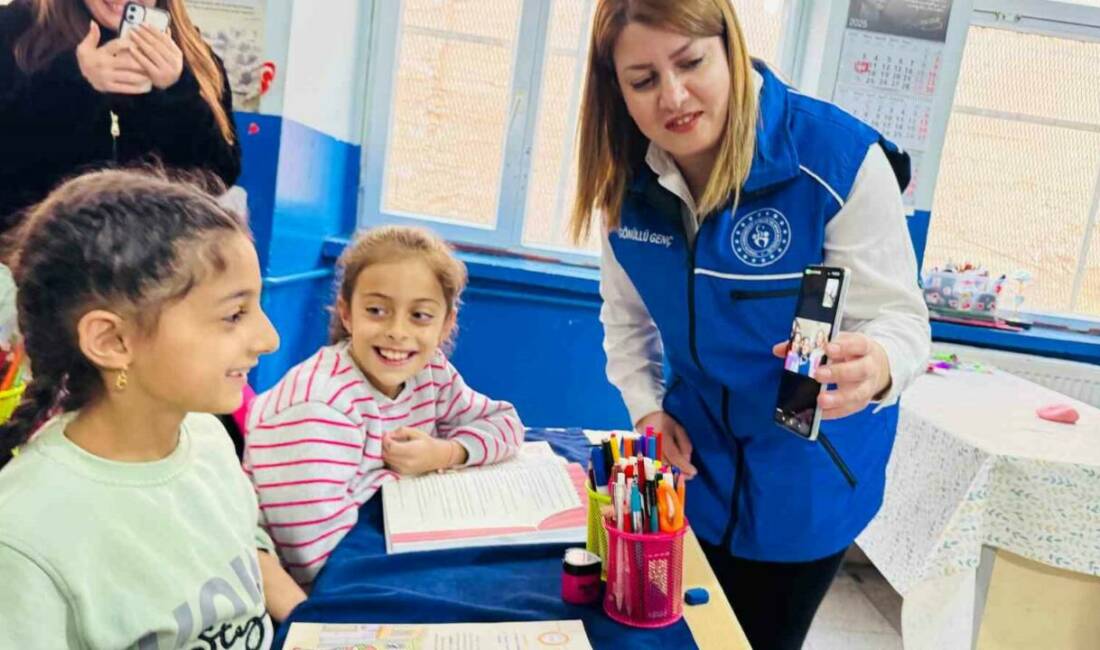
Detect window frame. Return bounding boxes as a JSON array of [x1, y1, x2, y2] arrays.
[[932, 0, 1100, 316], [356, 0, 803, 265]]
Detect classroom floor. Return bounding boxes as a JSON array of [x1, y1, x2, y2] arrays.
[[803, 561, 904, 650]]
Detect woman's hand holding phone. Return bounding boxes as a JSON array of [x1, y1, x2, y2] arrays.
[[637, 410, 697, 479], [76, 21, 152, 94], [771, 332, 892, 420], [126, 25, 183, 90]]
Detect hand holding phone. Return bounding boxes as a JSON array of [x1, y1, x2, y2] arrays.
[[76, 21, 152, 94], [773, 266, 849, 440], [808, 331, 892, 419], [119, 2, 182, 90], [773, 266, 893, 440]]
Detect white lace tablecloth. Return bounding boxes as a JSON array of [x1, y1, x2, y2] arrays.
[[857, 368, 1100, 649]]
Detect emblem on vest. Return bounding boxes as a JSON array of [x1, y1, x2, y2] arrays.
[[731, 208, 791, 267], [617, 225, 674, 248]]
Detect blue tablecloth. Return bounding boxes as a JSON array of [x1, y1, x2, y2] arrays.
[[273, 428, 698, 649]]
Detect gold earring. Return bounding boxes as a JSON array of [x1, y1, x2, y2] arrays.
[[115, 368, 128, 391]]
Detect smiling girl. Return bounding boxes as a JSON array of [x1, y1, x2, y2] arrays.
[[244, 225, 523, 584]]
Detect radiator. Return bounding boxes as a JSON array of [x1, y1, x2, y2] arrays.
[[933, 342, 1100, 409]]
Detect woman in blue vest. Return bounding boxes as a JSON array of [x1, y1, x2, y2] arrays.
[[570, 1, 930, 647]]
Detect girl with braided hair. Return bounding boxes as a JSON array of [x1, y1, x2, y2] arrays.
[[0, 168, 304, 648]]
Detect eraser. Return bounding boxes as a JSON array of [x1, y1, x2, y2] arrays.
[[684, 587, 709, 606], [1037, 403, 1079, 424]]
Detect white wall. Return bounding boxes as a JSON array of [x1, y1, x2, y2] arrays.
[[279, 0, 370, 143]]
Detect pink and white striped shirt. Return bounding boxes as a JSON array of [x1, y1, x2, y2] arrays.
[[243, 342, 523, 583]]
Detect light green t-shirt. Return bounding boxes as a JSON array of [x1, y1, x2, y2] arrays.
[[0, 412, 276, 649]]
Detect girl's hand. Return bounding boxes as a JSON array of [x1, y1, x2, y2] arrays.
[[382, 427, 467, 475], [771, 332, 892, 420], [76, 21, 152, 94], [636, 411, 696, 478], [127, 24, 184, 90]]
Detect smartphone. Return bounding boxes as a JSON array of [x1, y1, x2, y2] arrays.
[[774, 265, 849, 441], [119, 2, 171, 37]]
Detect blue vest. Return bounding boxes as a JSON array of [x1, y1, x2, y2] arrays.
[[609, 63, 908, 562]]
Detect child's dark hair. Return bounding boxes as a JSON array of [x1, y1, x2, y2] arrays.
[[0, 168, 246, 469], [329, 225, 468, 344]]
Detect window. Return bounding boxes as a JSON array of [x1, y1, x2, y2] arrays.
[[360, 0, 794, 261], [923, 1, 1100, 317]]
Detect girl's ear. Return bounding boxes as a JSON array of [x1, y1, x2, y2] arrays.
[[440, 310, 457, 347], [336, 296, 353, 335], [76, 309, 133, 371]]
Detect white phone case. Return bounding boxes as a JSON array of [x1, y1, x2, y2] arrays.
[[119, 3, 171, 37]]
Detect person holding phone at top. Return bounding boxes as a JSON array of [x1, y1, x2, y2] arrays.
[[569, 1, 929, 648], [0, 0, 240, 236]]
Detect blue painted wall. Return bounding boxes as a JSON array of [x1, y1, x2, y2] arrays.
[[233, 112, 281, 270]]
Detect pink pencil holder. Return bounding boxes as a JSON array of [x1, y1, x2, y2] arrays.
[[602, 520, 688, 628]]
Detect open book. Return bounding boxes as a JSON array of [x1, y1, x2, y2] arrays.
[[285, 620, 593, 650], [382, 442, 588, 554]]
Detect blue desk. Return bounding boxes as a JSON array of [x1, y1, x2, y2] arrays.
[[272, 428, 708, 649]]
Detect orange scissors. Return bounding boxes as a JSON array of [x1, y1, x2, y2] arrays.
[[658, 474, 685, 532]]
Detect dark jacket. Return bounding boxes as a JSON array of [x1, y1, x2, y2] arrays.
[[0, 2, 240, 233]]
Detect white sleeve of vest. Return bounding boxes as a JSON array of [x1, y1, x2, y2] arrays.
[[599, 230, 667, 426], [825, 143, 931, 409]]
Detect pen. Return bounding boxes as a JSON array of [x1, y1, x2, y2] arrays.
[[614, 476, 624, 530], [630, 483, 642, 534], [613, 476, 626, 612], [601, 439, 615, 479], [0, 343, 22, 392], [674, 472, 686, 530], [648, 480, 659, 533], [623, 477, 635, 533], [591, 447, 608, 490]]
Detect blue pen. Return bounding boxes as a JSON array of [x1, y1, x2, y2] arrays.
[[630, 483, 643, 533], [591, 446, 609, 490]]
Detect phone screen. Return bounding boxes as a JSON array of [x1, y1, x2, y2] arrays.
[[774, 266, 847, 439]]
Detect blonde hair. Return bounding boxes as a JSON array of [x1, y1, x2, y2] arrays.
[[329, 226, 468, 344], [569, 0, 757, 243], [14, 0, 235, 145]]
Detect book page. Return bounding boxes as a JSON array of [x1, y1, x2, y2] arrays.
[[285, 620, 592, 650], [383, 457, 582, 534]]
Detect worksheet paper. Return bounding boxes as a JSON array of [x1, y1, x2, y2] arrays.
[[382, 443, 587, 553]]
